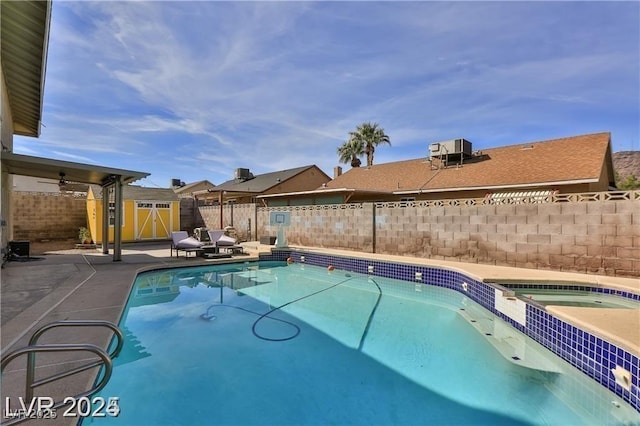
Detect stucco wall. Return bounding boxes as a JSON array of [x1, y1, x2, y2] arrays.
[[261, 167, 331, 196], [1, 67, 15, 253], [0, 67, 14, 150]]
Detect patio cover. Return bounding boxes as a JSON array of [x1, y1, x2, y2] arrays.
[[1, 152, 150, 261]]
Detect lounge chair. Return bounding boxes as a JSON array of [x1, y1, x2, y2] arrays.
[[207, 230, 244, 254], [170, 231, 204, 258]]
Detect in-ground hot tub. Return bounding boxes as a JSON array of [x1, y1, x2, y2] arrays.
[[503, 284, 640, 309]]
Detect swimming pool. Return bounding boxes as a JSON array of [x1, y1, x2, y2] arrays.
[[88, 261, 639, 425]]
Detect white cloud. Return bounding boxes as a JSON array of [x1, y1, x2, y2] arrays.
[[21, 0, 638, 185], [50, 151, 95, 163]]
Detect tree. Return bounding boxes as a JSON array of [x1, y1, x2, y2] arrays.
[[616, 173, 640, 190], [348, 122, 391, 167], [337, 137, 364, 168]]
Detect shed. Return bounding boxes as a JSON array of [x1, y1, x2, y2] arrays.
[[87, 185, 180, 243]]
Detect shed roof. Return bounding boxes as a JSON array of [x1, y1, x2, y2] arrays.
[[89, 184, 179, 201], [173, 180, 215, 194], [324, 132, 614, 194]]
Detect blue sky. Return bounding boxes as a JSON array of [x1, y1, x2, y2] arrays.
[[14, 1, 640, 188]]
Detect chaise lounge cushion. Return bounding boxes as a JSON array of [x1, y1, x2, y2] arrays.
[[171, 231, 204, 249], [207, 230, 237, 247], [177, 237, 202, 248]]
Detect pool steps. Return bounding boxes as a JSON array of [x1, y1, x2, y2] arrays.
[[457, 303, 563, 374]]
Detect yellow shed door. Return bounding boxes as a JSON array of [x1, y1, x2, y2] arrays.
[[135, 202, 172, 240]]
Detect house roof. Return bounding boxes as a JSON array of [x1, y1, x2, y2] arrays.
[[323, 133, 614, 194], [89, 184, 179, 201], [173, 180, 215, 194], [1, 0, 51, 137], [211, 165, 322, 194]]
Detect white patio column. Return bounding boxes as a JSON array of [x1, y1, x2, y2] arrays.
[[101, 185, 110, 255], [113, 176, 123, 261]]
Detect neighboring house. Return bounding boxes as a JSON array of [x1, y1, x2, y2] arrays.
[[195, 165, 331, 205], [258, 133, 616, 205], [172, 179, 215, 198], [87, 185, 180, 243]]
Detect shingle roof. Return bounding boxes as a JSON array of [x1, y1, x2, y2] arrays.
[[324, 133, 613, 193], [173, 180, 214, 194], [214, 165, 318, 193], [90, 185, 179, 201]]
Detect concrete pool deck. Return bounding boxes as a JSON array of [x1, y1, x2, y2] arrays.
[[1, 241, 638, 424]]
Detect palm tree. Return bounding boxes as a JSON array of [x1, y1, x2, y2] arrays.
[[348, 122, 391, 167], [337, 137, 364, 168]]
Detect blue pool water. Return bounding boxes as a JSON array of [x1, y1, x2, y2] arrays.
[[88, 261, 639, 425]]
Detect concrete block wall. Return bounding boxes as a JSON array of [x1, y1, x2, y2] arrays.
[[11, 192, 87, 242], [179, 198, 199, 233], [375, 199, 640, 276], [194, 193, 640, 277], [199, 203, 255, 242], [230, 204, 255, 242], [257, 204, 374, 252]]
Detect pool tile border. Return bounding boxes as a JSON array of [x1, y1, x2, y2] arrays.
[[260, 249, 640, 413]]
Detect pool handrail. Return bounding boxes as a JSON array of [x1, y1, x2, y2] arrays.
[[0, 320, 124, 425]]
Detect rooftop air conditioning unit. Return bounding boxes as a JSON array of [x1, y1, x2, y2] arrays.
[[429, 138, 472, 158], [234, 168, 253, 181]]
